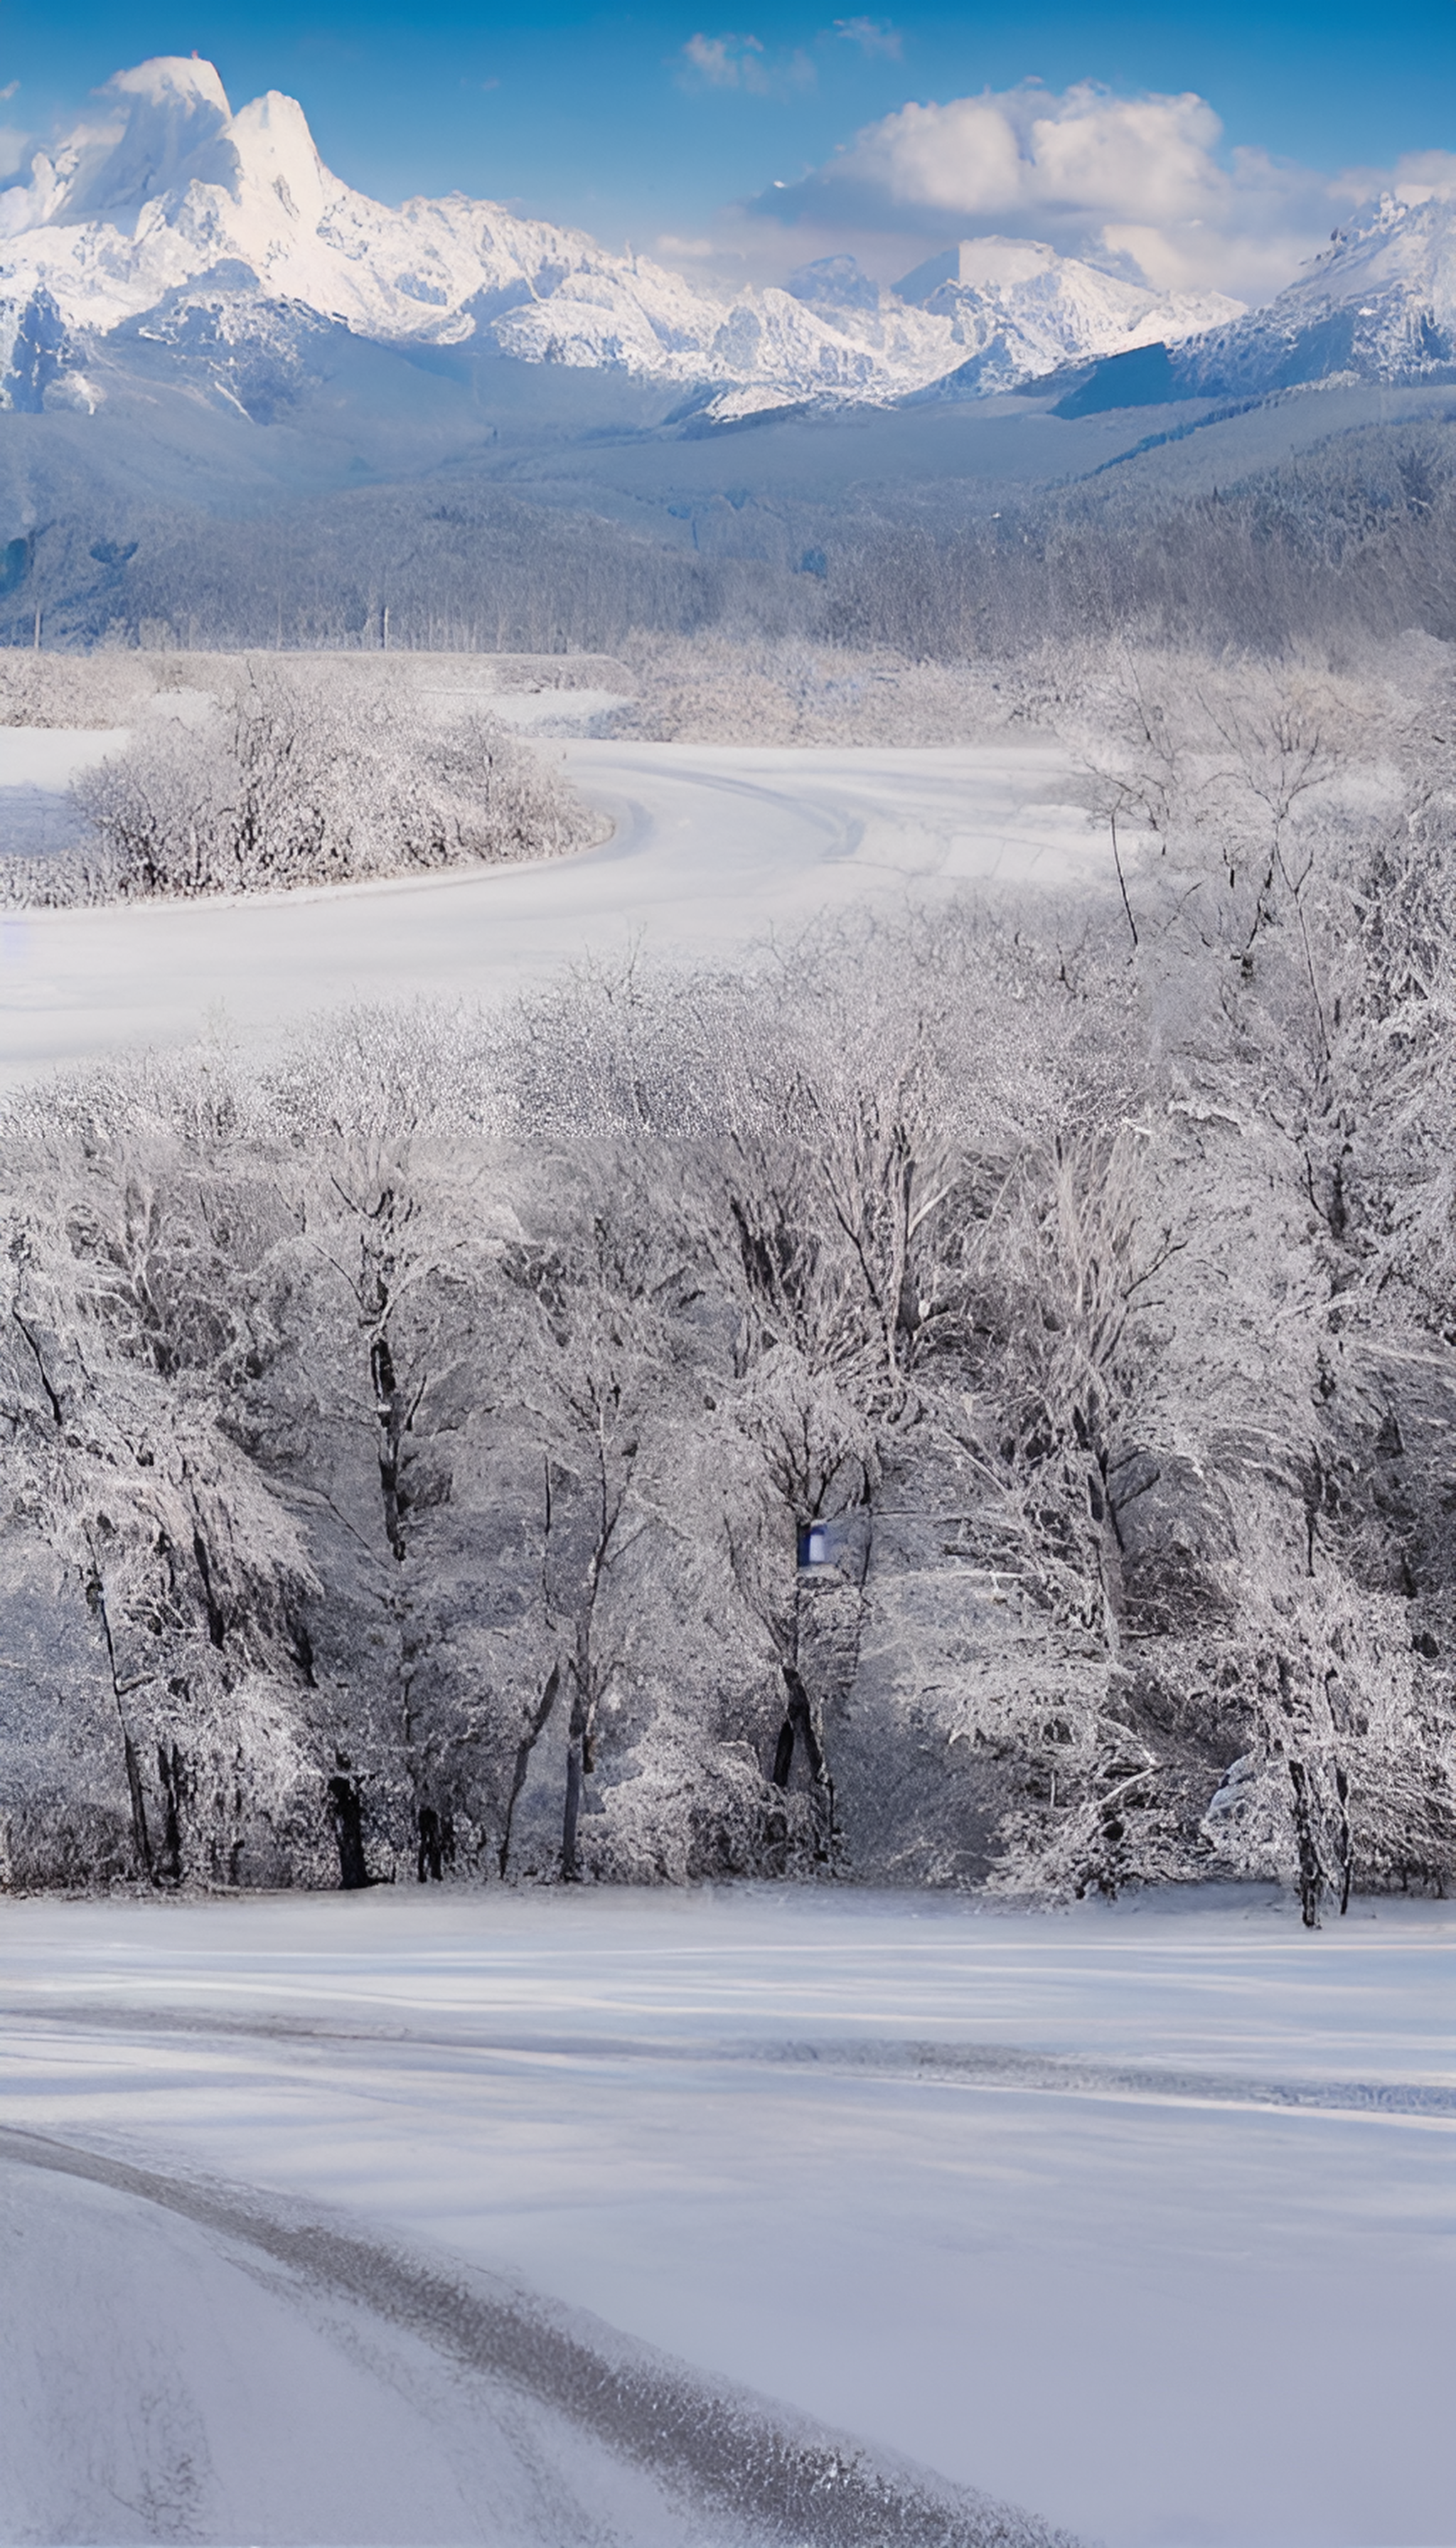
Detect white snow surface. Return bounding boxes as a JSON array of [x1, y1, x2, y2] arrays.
[[0, 56, 1240, 407], [0, 730, 129, 862], [0, 726, 129, 789], [0, 1885, 1450, 2548], [0, 737, 1106, 1087], [467, 687, 636, 732]]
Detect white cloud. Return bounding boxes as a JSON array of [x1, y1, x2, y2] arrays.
[[681, 32, 766, 90], [742, 80, 1371, 303], [1391, 149, 1456, 203], [678, 31, 815, 96], [833, 18, 902, 60]]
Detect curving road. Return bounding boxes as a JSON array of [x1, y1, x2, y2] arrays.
[[0, 1887, 1450, 2548], [0, 2124, 1069, 2548], [0, 739, 1106, 1088]]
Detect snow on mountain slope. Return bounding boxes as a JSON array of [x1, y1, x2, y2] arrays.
[[0, 56, 1241, 417], [1061, 188, 1456, 413], [892, 237, 1238, 395], [1180, 190, 1456, 392]]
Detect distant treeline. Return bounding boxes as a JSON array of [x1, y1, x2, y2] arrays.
[[6, 417, 1456, 660]]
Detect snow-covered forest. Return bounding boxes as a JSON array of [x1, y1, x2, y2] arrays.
[[16, 412, 1456, 660], [4, 642, 1455, 1910]]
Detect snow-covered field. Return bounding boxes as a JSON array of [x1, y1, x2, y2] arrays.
[[1, 1886, 1450, 2548], [0, 737, 1102, 1087], [0, 729, 131, 792], [0, 727, 129, 864]]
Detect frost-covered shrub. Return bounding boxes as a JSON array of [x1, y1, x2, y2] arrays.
[[55, 663, 595, 901], [1199, 1584, 1456, 1922], [0, 647, 155, 729]]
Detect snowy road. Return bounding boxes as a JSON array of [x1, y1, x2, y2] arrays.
[[0, 739, 1103, 1087], [1, 1886, 1450, 2548]]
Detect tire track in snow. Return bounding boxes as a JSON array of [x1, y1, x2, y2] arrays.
[[6, 2002, 1449, 2121], [759, 2040, 1456, 2119], [0, 2124, 1081, 2548]]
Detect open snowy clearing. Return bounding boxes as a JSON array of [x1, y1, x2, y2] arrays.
[[0, 729, 130, 862], [0, 730, 131, 793], [0, 1885, 1450, 2548], [0, 738, 1105, 1088]]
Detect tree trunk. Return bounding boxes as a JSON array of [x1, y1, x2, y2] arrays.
[[772, 1663, 828, 1786], [562, 1744, 584, 1880], [89, 1570, 154, 1885], [371, 1329, 409, 1561], [156, 1742, 185, 1888], [328, 1770, 370, 1889], [562, 1667, 594, 1882], [1288, 1756, 1324, 1927], [771, 1663, 835, 1863], [1334, 1764, 1353, 1915], [416, 1804, 444, 1881], [499, 1664, 561, 1878]]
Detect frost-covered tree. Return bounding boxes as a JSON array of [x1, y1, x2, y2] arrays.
[[1, 1052, 323, 1885], [4, 673, 1455, 1911], [500, 1145, 761, 1879]]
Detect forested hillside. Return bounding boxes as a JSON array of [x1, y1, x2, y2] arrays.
[[4, 651, 1453, 1910], [9, 409, 1456, 660]]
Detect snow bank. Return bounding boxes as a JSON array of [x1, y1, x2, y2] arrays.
[[0, 728, 130, 788]]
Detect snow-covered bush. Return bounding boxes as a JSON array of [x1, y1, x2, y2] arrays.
[[36, 660, 597, 902], [1198, 1580, 1456, 1921]]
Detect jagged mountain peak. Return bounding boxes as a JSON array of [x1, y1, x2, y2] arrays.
[[203, 88, 332, 243], [1055, 186, 1456, 415], [1, 56, 233, 237], [1193, 188, 1456, 393]]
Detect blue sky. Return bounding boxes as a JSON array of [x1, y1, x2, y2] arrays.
[[2, 1, 1454, 301]]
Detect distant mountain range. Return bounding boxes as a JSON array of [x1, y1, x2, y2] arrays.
[[6, 53, 1456, 657], [4, 54, 1456, 446], [0, 54, 1242, 423]]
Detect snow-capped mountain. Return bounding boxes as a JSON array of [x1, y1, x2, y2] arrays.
[[1060, 189, 1456, 413], [891, 237, 1237, 396], [1180, 192, 1456, 394], [0, 55, 1241, 419]]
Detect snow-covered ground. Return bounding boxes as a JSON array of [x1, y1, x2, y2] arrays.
[[0, 729, 131, 791], [472, 687, 636, 732], [0, 737, 1103, 1087], [1, 1885, 1450, 2548], [0, 727, 128, 866]]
